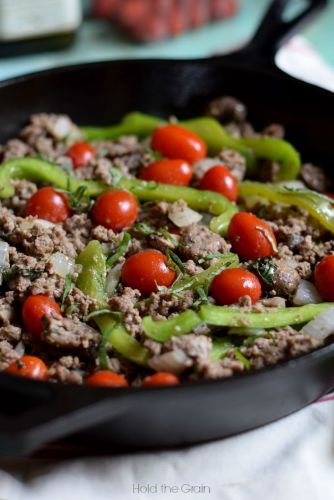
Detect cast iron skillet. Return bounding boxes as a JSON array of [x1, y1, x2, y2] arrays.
[[0, 0, 334, 457]]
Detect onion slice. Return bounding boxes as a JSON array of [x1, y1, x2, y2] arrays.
[[293, 280, 322, 306], [0, 241, 9, 268], [148, 349, 192, 375], [106, 263, 123, 296], [168, 201, 202, 227], [300, 306, 334, 340], [49, 252, 74, 277]]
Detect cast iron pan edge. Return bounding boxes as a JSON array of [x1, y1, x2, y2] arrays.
[[0, 0, 333, 456]]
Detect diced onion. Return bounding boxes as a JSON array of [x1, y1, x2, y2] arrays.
[[49, 252, 74, 277], [106, 263, 123, 296], [148, 349, 192, 375], [20, 219, 55, 231], [47, 116, 72, 140], [14, 341, 25, 357], [276, 180, 306, 190], [293, 280, 322, 306], [301, 306, 334, 340], [192, 158, 223, 178], [35, 219, 55, 229], [281, 258, 298, 269], [168, 201, 202, 227], [0, 241, 9, 267]]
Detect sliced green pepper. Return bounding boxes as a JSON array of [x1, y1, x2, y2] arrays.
[[199, 303, 334, 329], [76, 242, 149, 366], [211, 337, 235, 361], [143, 310, 202, 342], [82, 112, 301, 180], [239, 181, 334, 233]]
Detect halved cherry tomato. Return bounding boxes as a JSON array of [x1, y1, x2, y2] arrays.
[[210, 268, 262, 305], [199, 165, 238, 201], [6, 355, 48, 381], [121, 250, 176, 295], [66, 141, 96, 168], [92, 189, 138, 231], [22, 295, 61, 340], [25, 187, 70, 223], [85, 371, 128, 388], [315, 255, 334, 301], [151, 124, 207, 164], [228, 212, 277, 261], [140, 159, 192, 186], [143, 372, 180, 387]]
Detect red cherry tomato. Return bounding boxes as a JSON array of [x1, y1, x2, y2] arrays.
[[122, 250, 176, 295], [151, 124, 207, 164], [6, 355, 48, 381], [210, 268, 262, 305], [228, 212, 277, 261], [22, 295, 61, 340], [315, 255, 334, 301], [199, 165, 238, 201], [143, 372, 180, 387], [66, 141, 96, 168], [140, 159, 192, 186], [85, 371, 129, 388], [25, 187, 70, 223], [92, 189, 138, 231]]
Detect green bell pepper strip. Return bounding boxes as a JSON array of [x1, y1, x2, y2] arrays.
[[76, 241, 149, 366], [239, 181, 334, 233], [199, 303, 334, 329], [142, 310, 202, 342], [211, 338, 235, 361], [81, 112, 301, 180], [0, 158, 105, 199], [0, 158, 236, 235], [171, 253, 239, 294]]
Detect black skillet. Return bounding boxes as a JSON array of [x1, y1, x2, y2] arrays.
[[0, 0, 334, 457]]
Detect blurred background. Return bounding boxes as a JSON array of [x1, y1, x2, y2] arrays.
[[0, 0, 333, 84]]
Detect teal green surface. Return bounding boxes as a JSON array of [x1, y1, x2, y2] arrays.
[[0, 0, 333, 80]]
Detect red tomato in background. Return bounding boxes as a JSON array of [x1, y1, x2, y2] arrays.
[[228, 212, 277, 261], [92, 189, 138, 231], [22, 295, 61, 340], [25, 187, 70, 223], [199, 165, 238, 201], [6, 355, 48, 381], [210, 268, 262, 305], [66, 141, 96, 168], [121, 250, 176, 295], [140, 159, 192, 186], [85, 371, 129, 388], [315, 255, 334, 301], [151, 124, 207, 164], [143, 372, 180, 387]]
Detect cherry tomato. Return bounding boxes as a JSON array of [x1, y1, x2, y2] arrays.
[[92, 189, 138, 231], [66, 141, 96, 168], [121, 250, 176, 295], [6, 355, 48, 381], [315, 255, 334, 301], [210, 268, 262, 305], [143, 372, 180, 387], [228, 212, 277, 261], [140, 159, 192, 186], [85, 371, 128, 388], [199, 165, 238, 201], [151, 124, 207, 164], [25, 187, 70, 223], [22, 295, 61, 340]]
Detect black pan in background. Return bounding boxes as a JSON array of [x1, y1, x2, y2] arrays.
[[0, 0, 334, 457]]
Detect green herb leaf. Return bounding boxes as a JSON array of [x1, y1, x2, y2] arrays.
[[110, 166, 122, 187], [106, 232, 131, 267], [133, 221, 178, 247], [249, 257, 277, 285], [166, 249, 185, 275], [197, 252, 224, 264], [61, 274, 74, 312], [234, 349, 251, 370]]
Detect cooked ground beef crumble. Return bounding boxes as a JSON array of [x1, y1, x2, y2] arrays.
[[0, 104, 333, 388]]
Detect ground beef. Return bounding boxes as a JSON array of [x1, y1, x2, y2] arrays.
[[198, 351, 245, 379], [64, 287, 100, 321], [74, 157, 113, 184], [0, 139, 33, 161], [218, 149, 247, 181], [92, 135, 144, 177], [241, 327, 322, 370], [301, 163, 331, 192], [63, 213, 93, 253], [48, 355, 83, 384], [0, 325, 21, 342], [0, 340, 19, 370], [43, 313, 100, 350], [28, 274, 65, 299], [91, 225, 117, 243], [262, 123, 285, 139], [270, 260, 301, 297], [165, 334, 212, 364], [205, 96, 247, 123], [2, 179, 37, 215], [257, 160, 280, 182], [109, 287, 142, 335], [178, 223, 231, 261], [139, 289, 194, 321], [183, 260, 204, 276], [0, 297, 14, 325]]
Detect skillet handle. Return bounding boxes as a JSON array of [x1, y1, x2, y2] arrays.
[[230, 0, 328, 67], [0, 380, 128, 457]]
